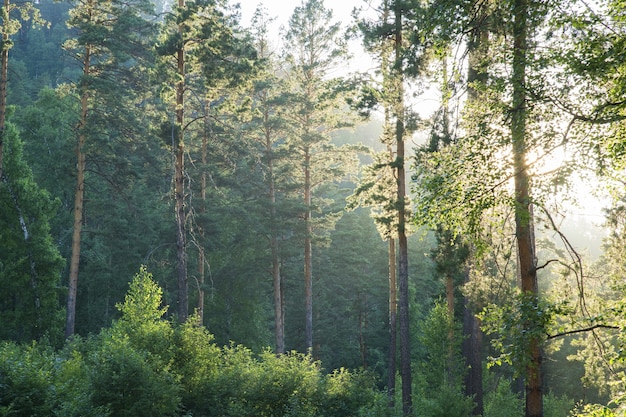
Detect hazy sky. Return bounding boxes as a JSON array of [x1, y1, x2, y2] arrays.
[[238, 0, 361, 31], [237, 0, 377, 75]]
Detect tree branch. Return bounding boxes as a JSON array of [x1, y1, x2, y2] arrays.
[[534, 258, 559, 272], [547, 324, 619, 340]]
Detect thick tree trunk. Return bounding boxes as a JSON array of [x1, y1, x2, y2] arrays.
[[66, 43, 91, 339], [394, 7, 412, 416], [387, 237, 397, 407], [462, 267, 484, 416], [304, 145, 313, 352], [511, 0, 542, 415], [175, 0, 188, 323]]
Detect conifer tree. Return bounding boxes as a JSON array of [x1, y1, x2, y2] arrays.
[[282, 0, 357, 353], [0, 123, 64, 342], [63, 0, 156, 337], [243, 6, 295, 354], [155, 0, 256, 323]]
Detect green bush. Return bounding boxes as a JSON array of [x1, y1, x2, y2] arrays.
[[484, 378, 524, 417], [544, 391, 575, 417], [0, 266, 392, 417], [319, 367, 388, 417], [86, 335, 181, 417], [0, 341, 55, 416]]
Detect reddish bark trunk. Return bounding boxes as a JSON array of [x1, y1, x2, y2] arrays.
[[66, 40, 91, 339], [511, 0, 542, 414]]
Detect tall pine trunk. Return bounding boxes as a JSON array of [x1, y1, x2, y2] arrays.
[[66, 39, 91, 338], [197, 114, 208, 325], [387, 237, 397, 406], [511, 0, 542, 415], [175, 0, 188, 323], [394, 6, 412, 415], [304, 144, 313, 352], [266, 107, 285, 354]]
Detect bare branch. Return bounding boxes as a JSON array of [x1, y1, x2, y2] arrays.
[[547, 324, 619, 340]]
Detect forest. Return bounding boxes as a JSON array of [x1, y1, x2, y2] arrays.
[[0, 0, 625, 416]]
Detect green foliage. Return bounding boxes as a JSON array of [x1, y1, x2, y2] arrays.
[[479, 292, 568, 375], [570, 404, 617, 417], [544, 391, 575, 417], [116, 265, 167, 323], [112, 266, 174, 357], [86, 335, 181, 417], [0, 123, 65, 343], [416, 383, 476, 417], [483, 378, 523, 417], [413, 301, 475, 417], [0, 341, 56, 416]]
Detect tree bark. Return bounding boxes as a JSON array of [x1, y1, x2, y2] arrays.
[[358, 291, 368, 368], [267, 108, 285, 354], [304, 144, 313, 352], [462, 267, 484, 416], [66, 39, 91, 339], [511, 0, 542, 415], [197, 114, 208, 325], [387, 237, 397, 407], [175, 0, 188, 323], [394, 6, 412, 416]]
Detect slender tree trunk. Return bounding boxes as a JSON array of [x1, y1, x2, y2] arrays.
[[267, 111, 285, 354], [511, 0, 542, 415], [387, 237, 397, 407], [66, 41, 91, 339], [197, 116, 208, 325], [304, 144, 313, 352], [358, 291, 368, 368], [0, 0, 8, 178], [445, 275, 454, 316], [272, 230, 284, 353], [394, 6, 412, 416], [175, 0, 188, 323]]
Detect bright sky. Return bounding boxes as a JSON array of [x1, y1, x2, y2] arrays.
[[237, 0, 362, 32], [237, 0, 375, 73]]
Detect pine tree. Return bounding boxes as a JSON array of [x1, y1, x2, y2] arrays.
[[63, 0, 156, 337], [282, 0, 357, 353], [155, 0, 256, 322]]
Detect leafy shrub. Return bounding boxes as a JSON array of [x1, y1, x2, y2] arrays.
[[0, 266, 392, 417], [0, 341, 55, 416], [544, 391, 574, 417], [483, 378, 523, 417], [86, 335, 181, 417]]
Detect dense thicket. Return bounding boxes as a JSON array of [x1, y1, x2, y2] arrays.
[[2, 0, 626, 416]]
